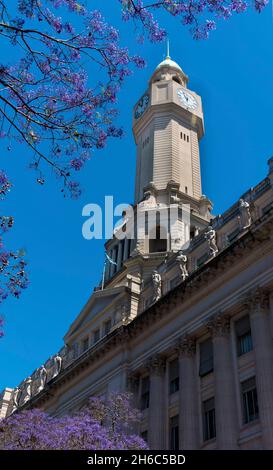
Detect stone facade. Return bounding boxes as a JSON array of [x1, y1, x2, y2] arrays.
[[1, 55, 273, 450]]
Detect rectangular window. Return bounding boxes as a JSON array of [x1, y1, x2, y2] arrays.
[[141, 376, 150, 410], [104, 319, 111, 336], [203, 397, 216, 441], [169, 415, 179, 450], [235, 316, 253, 356], [169, 358, 179, 394], [82, 337, 89, 352], [93, 328, 100, 344], [199, 339, 214, 377], [242, 377, 259, 424], [187, 135, 189, 143]]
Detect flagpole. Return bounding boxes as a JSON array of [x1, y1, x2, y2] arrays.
[[101, 259, 106, 290]]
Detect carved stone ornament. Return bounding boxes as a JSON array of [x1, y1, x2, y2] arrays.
[[11, 387, 21, 412], [51, 353, 62, 379], [204, 226, 218, 258], [176, 334, 196, 357], [176, 251, 188, 281], [242, 287, 269, 313], [20, 376, 32, 405], [37, 365, 47, 393], [239, 198, 252, 230], [206, 313, 230, 337], [139, 189, 157, 208], [146, 354, 165, 376], [152, 270, 162, 302]]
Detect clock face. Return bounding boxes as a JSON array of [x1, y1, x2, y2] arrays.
[[134, 94, 149, 119], [177, 89, 198, 111]]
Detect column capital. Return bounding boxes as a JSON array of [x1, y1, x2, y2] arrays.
[[146, 354, 166, 376], [127, 372, 140, 392], [176, 334, 196, 357], [206, 313, 230, 338], [242, 287, 269, 313]]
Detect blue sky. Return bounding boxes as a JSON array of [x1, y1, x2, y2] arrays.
[[1, 4, 273, 390]]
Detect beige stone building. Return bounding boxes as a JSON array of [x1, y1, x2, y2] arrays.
[[1, 54, 273, 450]]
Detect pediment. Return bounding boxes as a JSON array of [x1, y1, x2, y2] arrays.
[[64, 286, 128, 341]]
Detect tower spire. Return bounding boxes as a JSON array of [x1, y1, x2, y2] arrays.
[[166, 38, 170, 60]]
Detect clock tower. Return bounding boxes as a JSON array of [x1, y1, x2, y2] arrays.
[[133, 51, 212, 227], [104, 52, 213, 285]]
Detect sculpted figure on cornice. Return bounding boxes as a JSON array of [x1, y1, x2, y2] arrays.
[[11, 387, 21, 413], [176, 251, 188, 281], [51, 353, 63, 379], [37, 365, 47, 393], [204, 226, 218, 258], [239, 198, 252, 230], [20, 376, 32, 405], [139, 188, 157, 208], [152, 270, 162, 302], [115, 302, 131, 325], [206, 313, 230, 337]]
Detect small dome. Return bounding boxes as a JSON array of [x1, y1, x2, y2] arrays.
[[155, 56, 183, 73]]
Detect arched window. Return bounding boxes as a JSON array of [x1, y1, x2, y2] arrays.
[[172, 76, 182, 85]]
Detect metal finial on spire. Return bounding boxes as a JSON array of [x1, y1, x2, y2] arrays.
[[166, 39, 170, 59]]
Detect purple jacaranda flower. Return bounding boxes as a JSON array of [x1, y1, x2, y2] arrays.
[[0, 393, 148, 450]]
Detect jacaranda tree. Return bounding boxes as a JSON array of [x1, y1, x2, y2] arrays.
[[0, 171, 29, 337], [0, 393, 148, 450], [0, 0, 268, 332]]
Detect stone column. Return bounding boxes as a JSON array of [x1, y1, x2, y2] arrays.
[[123, 237, 129, 262], [127, 373, 140, 434], [268, 292, 273, 340], [248, 288, 273, 449], [177, 335, 199, 450], [147, 355, 166, 450], [207, 314, 238, 449]]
